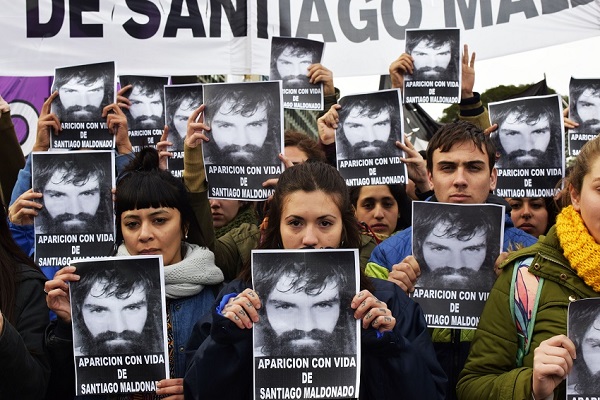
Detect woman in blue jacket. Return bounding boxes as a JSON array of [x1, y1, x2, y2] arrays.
[[43, 148, 224, 399]]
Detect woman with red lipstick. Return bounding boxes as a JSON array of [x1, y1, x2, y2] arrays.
[[506, 197, 558, 238], [43, 148, 224, 400]]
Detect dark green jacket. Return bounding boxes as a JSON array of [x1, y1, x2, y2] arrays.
[[457, 226, 600, 400]]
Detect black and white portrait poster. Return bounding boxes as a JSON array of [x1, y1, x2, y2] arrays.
[[411, 202, 504, 329], [489, 94, 565, 198], [69, 256, 168, 396], [32, 150, 115, 267], [202, 81, 283, 201], [335, 90, 408, 187], [50, 61, 116, 150], [270, 36, 325, 111], [568, 78, 600, 157], [252, 249, 360, 400], [119, 75, 169, 153], [164, 83, 203, 178], [567, 298, 600, 399], [403, 28, 460, 104]]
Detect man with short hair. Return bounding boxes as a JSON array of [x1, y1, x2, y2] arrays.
[[413, 206, 500, 291], [271, 40, 320, 88], [570, 81, 600, 134], [368, 120, 536, 286], [33, 153, 113, 235], [405, 32, 458, 81], [53, 68, 113, 122], [492, 99, 562, 169], [336, 94, 401, 160], [71, 262, 163, 356], [253, 253, 355, 357], [203, 86, 280, 166], [366, 120, 537, 400]]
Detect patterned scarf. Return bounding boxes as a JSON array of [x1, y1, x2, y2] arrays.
[[556, 205, 600, 292]]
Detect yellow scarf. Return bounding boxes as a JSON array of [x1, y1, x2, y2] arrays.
[[556, 205, 600, 292]]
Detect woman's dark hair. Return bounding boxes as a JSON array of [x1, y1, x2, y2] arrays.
[[261, 162, 360, 250], [284, 130, 327, 163], [0, 200, 40, 324], [239, 162, 372, 291], [349, 184, 412, 232], [115, 148, 201, 245]]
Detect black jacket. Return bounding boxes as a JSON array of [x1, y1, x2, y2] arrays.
[[0, 263, 50, 399], [184, 277, 446, 399]]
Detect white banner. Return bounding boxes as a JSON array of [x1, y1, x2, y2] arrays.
[[2, 0, 600, 77]]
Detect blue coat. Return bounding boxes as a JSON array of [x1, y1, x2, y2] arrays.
[[184, 277, 447, 400]]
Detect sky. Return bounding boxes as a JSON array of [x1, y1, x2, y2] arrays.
[[335, 36, 600, 121]]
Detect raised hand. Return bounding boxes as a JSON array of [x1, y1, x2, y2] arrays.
[[220, 288, 262, 330], [389, 53, 414, 89], [388, 255, 421, 294], [317, 104, 340, 145], [44, 266, 80, 323], [461, 44, 476, 99], [8, 189, 43, 226], [351, 290, 396, 332], [34, 91, 60, 152], [532, 334, 576, 400]]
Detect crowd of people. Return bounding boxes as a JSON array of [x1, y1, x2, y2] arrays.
[[1, 36, 600, 400]]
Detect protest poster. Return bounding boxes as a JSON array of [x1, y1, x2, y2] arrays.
[[202, 81, 283, 201], [50, 61, 116, 150], [411, 202, 504, 329], [567, 298, 600, 399], [489, 94, 565, 198], [252, 249, 360, 399], [119, 75, 169, 153], [335, 89, 407, 187], [164, 83, 203, 179], [568, 78, 600, 157], [403, 28, 461, 104], [270, 36, 324, 111], [32, 150, 115, 267], [70, 256, 168, 396]]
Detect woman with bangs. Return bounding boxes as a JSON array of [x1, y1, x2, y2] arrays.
[[43, 148, 223, 400]]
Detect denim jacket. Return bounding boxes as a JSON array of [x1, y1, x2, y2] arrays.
[[169, 288, 217, 378]]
